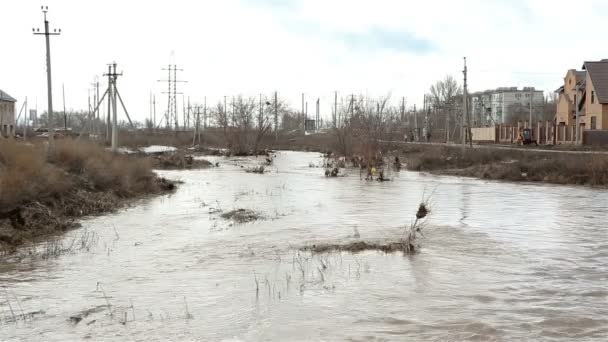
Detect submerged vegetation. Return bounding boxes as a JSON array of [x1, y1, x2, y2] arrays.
[[303, 199, 431, 255], [0, 140, 176, 251]]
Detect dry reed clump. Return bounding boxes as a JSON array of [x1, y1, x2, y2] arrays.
[[0, 139, 176, 250]]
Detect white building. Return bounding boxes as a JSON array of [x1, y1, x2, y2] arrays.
[[470, 87, 544, 125], [0, 89, 16, 138]]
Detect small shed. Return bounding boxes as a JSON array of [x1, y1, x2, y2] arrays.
[[0, 89, 16, 138]]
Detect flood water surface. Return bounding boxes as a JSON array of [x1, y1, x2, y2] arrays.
[[1, 151, 607, 341]]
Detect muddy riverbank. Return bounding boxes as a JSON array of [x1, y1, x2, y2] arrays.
[[0, 141, 177, 252]]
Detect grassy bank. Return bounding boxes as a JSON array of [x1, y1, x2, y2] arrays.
[[0, 140, 176, 251], [399, 144, 608, 186]]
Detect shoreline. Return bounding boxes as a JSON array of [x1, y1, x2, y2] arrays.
[[0, 140, 178, 252]]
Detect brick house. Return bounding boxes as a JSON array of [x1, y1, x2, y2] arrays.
[[0, 89, 16, 138]]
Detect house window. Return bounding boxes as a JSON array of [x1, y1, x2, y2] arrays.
[[515, 94, 522, 100], [591, 91, 595, 104], [591, 116, 597, 130], [525, 93, 530, 98]]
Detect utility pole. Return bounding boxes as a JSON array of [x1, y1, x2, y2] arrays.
[[112, 63, 118, 150], [62, 83, 67, 131], [106, 64, 113, 142], [203, 96, 207, 131], [193, 104, 200, 146], [33, 6, 60, 149], [274, 91, 278, 142], [94, 77, 100, 135], [316, 98, 320, 131], [333, 91, 338, 128], [224, 96, 227, 127], [414, 104, 418, 141], [462, 57, 468, 149], [153, 94, 156, 133], [350, 94, 355, 118], [182, 94, 186, 130], [529, 88, 533, 130], [24, 97, 28, 139]]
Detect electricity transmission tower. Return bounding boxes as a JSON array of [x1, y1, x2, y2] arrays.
[[33, 6, 60, 148], [158, 65, 186, 130]]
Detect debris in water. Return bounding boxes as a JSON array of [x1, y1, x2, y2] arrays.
[[220, 209, 263, 223], [246, 165, 266, 174]]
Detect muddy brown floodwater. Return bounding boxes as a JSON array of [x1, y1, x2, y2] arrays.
[[1, 151, 607, 341]]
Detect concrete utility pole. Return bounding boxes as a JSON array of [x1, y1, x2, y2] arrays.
[[33, 6, 60, 149], [106, 64, 113, 142], [224, 96, 227, 127], [112, 64, 118, 150], [333, 91, 338, 128], [529, 88, 533, 130], [274, 91, 278, 142], [203, 96, 207, 131], [193, 104, 200, 146], [62, 83, 67, 131], [414, 104, 418, 141], [182, 94, 186, 130], [24, 97, 28, 139], [462, 57, 468, 149], [153, 94, 156, 132]]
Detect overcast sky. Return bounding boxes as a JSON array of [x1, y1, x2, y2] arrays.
[[2, 0, 607, 123]]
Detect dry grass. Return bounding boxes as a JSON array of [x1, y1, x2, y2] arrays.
[[0, 139, 175, 250], [401, 144, 608, 186]]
